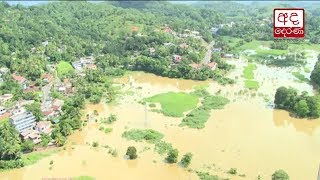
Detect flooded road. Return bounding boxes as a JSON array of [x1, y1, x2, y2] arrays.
[[1, 71, 320, 180]]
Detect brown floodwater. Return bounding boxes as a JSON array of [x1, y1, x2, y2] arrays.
[[116, 71, 209, 91], [1, 72, 320, 180]]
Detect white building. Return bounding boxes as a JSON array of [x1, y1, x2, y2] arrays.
[[0, 106, 6, 116], [10, 108, 37, 133]]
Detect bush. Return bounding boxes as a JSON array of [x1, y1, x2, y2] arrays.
[[0, 159, 24, 170], [92, 141, 99, 147], [272, 169, 289, 180], [196, 171, 219, 180], [104, 128, 113, 134], [21, 139, 35, 152], [107, 114, 117, 124], [122, 129, 164, 143], [154, 141, 173, 155], [228, 168, 237, 175], [126, 146, 137, 159], [166, 149, 179, 163], [180, 153, 192, 168]]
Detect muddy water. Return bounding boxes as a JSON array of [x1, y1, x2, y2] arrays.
[[116, 71, 209, 91], [1, 71, 320, 180]]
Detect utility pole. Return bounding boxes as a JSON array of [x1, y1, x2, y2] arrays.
[[144, 103, 148, 126]]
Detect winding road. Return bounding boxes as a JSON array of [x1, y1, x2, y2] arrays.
[[203, 40, 215, 64]]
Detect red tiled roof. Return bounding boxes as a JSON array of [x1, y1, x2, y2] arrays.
[[179, 43, 189, 49], [12, 74, 27, 83], [42, 73, 53, 81], [164, 27, 172, 33], [42, 110, 54, 116], [207, 62, 217, 69]]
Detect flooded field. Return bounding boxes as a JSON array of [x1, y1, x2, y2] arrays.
[[1, 67, 320, 180]]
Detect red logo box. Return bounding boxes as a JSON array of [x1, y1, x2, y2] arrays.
[[273, 8, 305, 38]]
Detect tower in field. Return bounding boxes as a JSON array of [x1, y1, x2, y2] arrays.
[[144, 103, 148, 126]]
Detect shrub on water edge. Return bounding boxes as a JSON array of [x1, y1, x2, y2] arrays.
[[165, 149, 179, 164], [154, 141, 173, 155], [180, 96, 230, 129], [180, 152, 193, 168], [92, 142, 99, 147], [272, 169, 289, 180], [104, 128, 113, 134], [126, 146, 137, 160], [0, 160, 24, 170], [228, 168, 237, 175], [122, 129, 164, 143], [196, 171, 219, 180]]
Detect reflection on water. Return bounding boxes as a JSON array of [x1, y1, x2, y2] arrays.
[[116, 71, 209, 91], [273, 110, 320, 136]]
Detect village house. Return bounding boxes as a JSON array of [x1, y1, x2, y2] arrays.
[[207, 62, 217, 70], [0, 106, 10, 121], [163, 26, 173, 33], [164, 42, 174, 46], [211, 27, 219, 35], [10, 108, 37, 133], [58, 79, 73, 95], [24, 82, 39, 93], [0, 106, 6, 116], [191, 31, 200, 35], [179, 43, 189, 49], [42, 109, 55, 120], [42, 73, 53, 83], [0, 67, 9, 74], [0, 94, 13, 103], [20, 129, 41, 144], [212, 48, 222, 53], [172, 55, 182, 63], [12, 73, 28, 90], [184, 29, 191, 34], [52, 99, 64, 112], [149, 47, 156, 56], [42, 40, 49, 46], [189, 63, 202, 69], [223, 54, 234, 58], [72, 56, 96, 72], [35, 121, 52, 134]]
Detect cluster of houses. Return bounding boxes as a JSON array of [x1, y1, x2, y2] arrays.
[[0, 57, 89, 145], [0, 95, 64, 144], [72, 56, 97, 76], [178, 29, 202, 39]]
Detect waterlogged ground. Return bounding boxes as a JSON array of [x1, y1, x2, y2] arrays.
[[1, 53, 320, 180]]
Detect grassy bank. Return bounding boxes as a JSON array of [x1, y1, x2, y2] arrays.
[[122, 129, 164, 144], [292, 72, 309, 83], [22, 148, 60, 166], [242, 63, 259, 90], [244, 80, 260, 90], [180, 95, 230, 129], [144, 92, 198, 117], [242, 63, 257, 79]]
